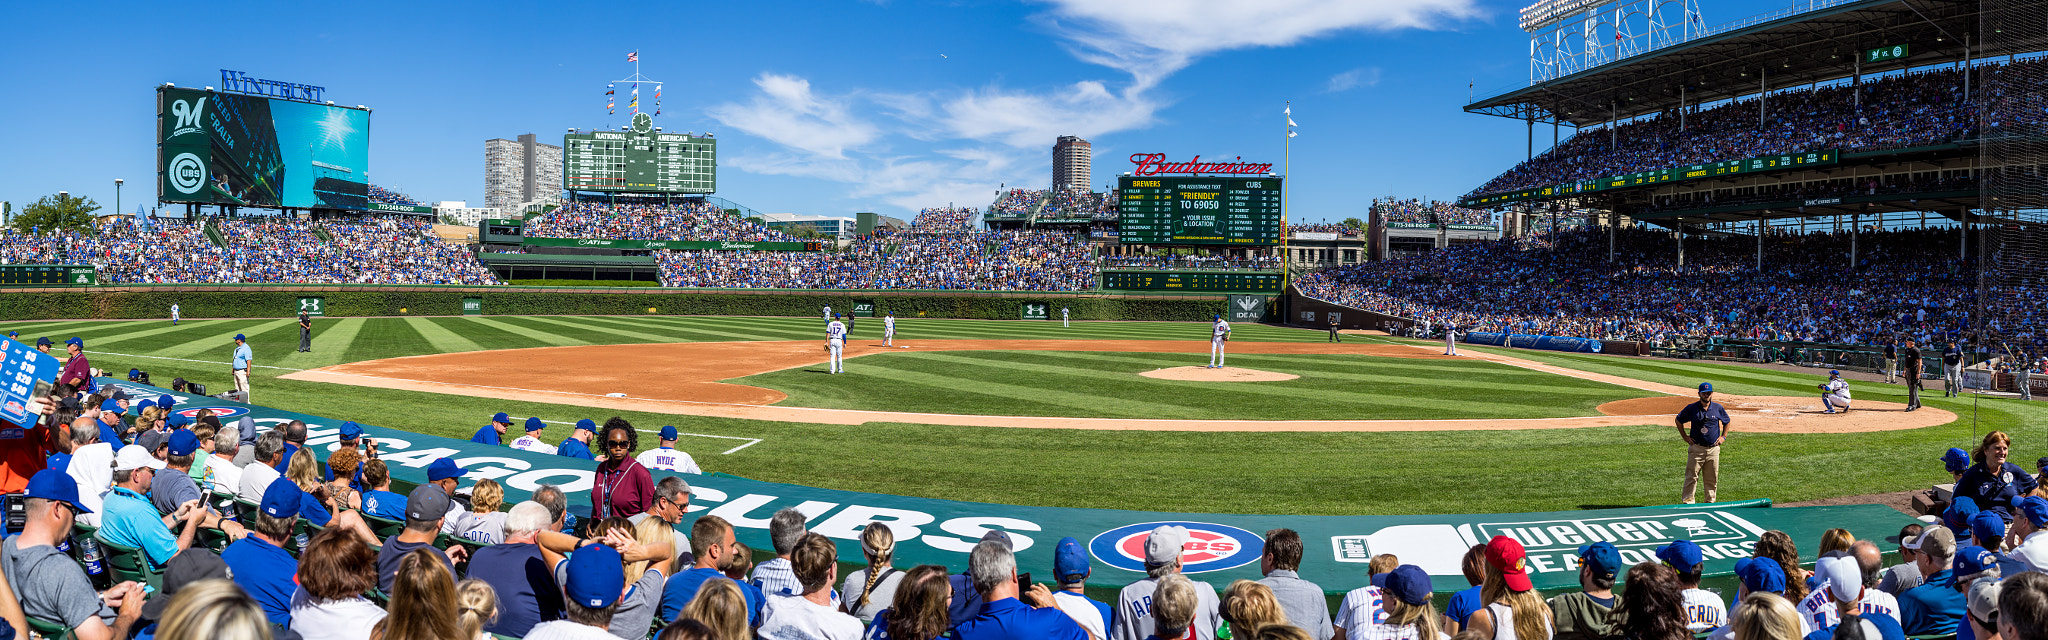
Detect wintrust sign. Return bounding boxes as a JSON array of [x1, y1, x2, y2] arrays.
[[1129, 154, 1274, 177]]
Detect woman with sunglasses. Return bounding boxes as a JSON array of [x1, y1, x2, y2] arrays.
[[590, 418, 655, 522]]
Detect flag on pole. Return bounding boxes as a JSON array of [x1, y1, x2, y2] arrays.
[[1288, 131, 1297, 138], [1287, 115, 1298, 127], [654, 84, 661, 99], [606, 83, 615, 95], [628, 51, 639, 62]]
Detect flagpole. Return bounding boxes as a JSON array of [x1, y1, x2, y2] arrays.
[[1282, 101, 1292, 309]]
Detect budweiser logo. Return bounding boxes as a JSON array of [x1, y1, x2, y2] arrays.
[[1129, 153, 1274, 177]]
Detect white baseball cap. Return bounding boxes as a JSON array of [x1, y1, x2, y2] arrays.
[[1815, 554, 1863, 604], [1145, 525, 1189, 567], [113, 445, 167, 472]]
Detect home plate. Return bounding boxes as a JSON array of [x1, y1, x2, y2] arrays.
[[1140, 366, 1299, 382]]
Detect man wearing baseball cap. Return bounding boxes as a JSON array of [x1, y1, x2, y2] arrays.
[[1878, 523, 1927, 595], [1549, 541, 1621, 640], [474, 412, 513, 446], [1965, 579, 2001, 640], [137, 549, 230, 635], [635, 425, 701, 473], [1657, 540, 1727, 631], [2007, 496, 2048, 574], [222, 478, 304, 626], [424, 457, 482, 536], [556, 419, 597, 460], [1801, 551, 1901, 632], [523, 543, 628, 640], [147, 431, 212, 519], [99, 444, 234, 570], [1675, 382, 1731, 504], [1820, 370, 1852, 414], [511, 417, 558, 455], [1112, 525, 1223, 640], [1, 469, 146, 640], [1255, 528, 1332, 640], [953, 536, 1086, 640], [229, 333, 252, 401], [1050, 536, 1113, 640], [375, 484, 460, 593], [1899, 526, 1965, 635], [1708, 557, 1811, 640], [59, 337, 92, 393]]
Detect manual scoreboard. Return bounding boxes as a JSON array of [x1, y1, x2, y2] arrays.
[[564, 112, 717, 193], [0, 265, 96, 286], [1118, 176, 1282, 245], [1100, 271, 1281, 293]]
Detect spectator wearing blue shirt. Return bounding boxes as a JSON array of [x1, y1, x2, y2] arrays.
[[230, 334, 253, 401], [1675, 382, 1731, 504], [464, 502, 566, 637], [94, 400, 126, 447], [473, 412, 512, 446], [273, 421, 308, 474], [521, 542, 626, 640], [1898, 527, 1964, 636], [99, 445, 238, 571], [1442, 545, 1488, 633], [1955, 431, 2038, 521], [358, 460, 409, 522], [952, 537, 1086, 640], [661, 515, 758, 625], [1252, 530, 1328, 640], [557, 419, 597, 460], [222, 478, 303, 626]]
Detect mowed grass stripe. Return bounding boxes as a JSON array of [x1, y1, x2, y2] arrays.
[[641, 316, 823, 341], [519, 316, 671, 343], [464, 317, 588, 346], [405, 317, 485, 353], [156, 319, 297, 358], [1, 319, 138, 338], [564, 316, 755, 342], [273, 318, 370, 368], [426, 318, 553, 352], [843, 355, 1201, 417], [341, 318, 436, 364], [88, 319, 244, 351]]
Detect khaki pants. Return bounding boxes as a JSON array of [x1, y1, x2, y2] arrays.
[[1682, 443, 1720, 504], [233, 368, 251, 399]]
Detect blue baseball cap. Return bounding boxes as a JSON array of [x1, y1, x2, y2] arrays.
[[1656, 540, 1704, 571], [24, 469, 91, 514], [2038, 456, 2048, 472], [165, 413, 191, 429], [1830, 370, 1841, 377], [1945, 448, 1972, 473], [492, 412, 511, 424], [659, 425, 678, 440], [525, 417, 545, 432], [1383, 565, 1432, 606], [1954, 545, 1999, 577], [64, 337, 82, 347], [167, 431, 201, 457], [1054, 537, 1090, 584], [1369, 572, 1388, 588], [233, 334, 245, 341], [1971, 510, 2007, 545], [2020, 496, 2048, 528], [1734, 557, 1785, 594], [1576, 541, 1623, 579], [1698, 382, 1713, 393], [34, 337, 51, 346], [565, 544, 627, 608], [157, 394, 174, 410], [135, 399, 156, 413], [128, 369, 141, 379], [5, 331, 14, 338], [427, 458, 469, 482], [100, 399, 123, 413], [260, 477, 302, 518], [576, 419, 597, 432], [1946, 497, 1982, 534], [339, 421, 364, 441]]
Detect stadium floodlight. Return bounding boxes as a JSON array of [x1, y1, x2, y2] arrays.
[[1520, 0, 1603, 32]]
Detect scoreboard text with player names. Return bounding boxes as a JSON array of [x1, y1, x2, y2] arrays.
[[563, 128, 717, 193], [1118, 177, 1282, 245], [0, 265, 95, 286], [1100, 271, 1281, 293]]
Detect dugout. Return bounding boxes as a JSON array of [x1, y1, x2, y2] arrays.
[[477, 253, 660, 282]]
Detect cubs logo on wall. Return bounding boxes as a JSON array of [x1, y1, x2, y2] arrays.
[[1089, 521, 1264, 574]]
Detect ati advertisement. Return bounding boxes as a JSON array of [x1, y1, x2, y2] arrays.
[[158, 87, 371, 210]]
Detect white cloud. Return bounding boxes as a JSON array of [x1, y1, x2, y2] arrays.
[[705, 74, 878, 159], [1037, 0, 1478, 84], [1325, 67, 1382, 93]]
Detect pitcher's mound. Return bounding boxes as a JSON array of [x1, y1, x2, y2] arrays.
[[1140, 366, 1299, 382]]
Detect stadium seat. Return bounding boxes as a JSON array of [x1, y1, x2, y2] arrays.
[[360, 511, 404, 540], [27, 615, 73, 640], [93, 534, 161, 591]]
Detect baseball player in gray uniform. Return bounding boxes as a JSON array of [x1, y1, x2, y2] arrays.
[[883, 312, 896, 347], [1209, 314, 1231, 368], [826, 314, 848, 373]]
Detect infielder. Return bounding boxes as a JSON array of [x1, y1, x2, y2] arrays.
[[510, 417, 558, 455], [230, 333, 253, 400], [1209, 314, 1230, 368], [1443, 322, 1458, 356], [883, 312, 896, 347], [171, 303, 180, 326], [826, 314, 848, 373], [1820, 370, 1852, 414], [636, 425, 702, 474]]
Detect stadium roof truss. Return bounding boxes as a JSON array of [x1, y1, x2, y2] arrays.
[[1469, 0, 1982, 127]]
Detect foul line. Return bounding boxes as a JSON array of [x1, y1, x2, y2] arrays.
[[87, 350, 306, 372], [536, 420, 764, 455]]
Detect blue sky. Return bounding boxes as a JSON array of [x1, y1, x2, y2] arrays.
[[0, 0, 1799, 223]]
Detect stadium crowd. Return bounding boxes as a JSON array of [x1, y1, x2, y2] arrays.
[[1371, 199, 1497, 226], [0, 217, 498, 285], [1299, 226, 1979, 346], [366, 186, 422, 208], [910, 207, 977, 232], [7, 372, 2048, 640], [988, 189, 1045, 217], [657, 230, 1095, 290], [1469, 62, 2005, 197], [525, 203, 801, 243]]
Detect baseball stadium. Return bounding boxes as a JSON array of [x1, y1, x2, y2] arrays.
[[3, 0, 2048, 639]]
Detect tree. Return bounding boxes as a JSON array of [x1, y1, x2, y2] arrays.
[[11, 192, 100, 234], [1341, 217, 1365, 230]]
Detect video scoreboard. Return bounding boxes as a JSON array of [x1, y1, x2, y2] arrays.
[[0, 265, 96, 286], [1117, 176, 1282, 245], [1100, 271, 1281, 293], [564, 112, 717, 193]]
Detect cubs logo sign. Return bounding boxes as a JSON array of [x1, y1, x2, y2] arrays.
[[1089, 521, 1263, 574], [176, 406, 248, 420]]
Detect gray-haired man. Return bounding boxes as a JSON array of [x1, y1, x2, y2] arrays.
[[750, 508, 809, 598], [1110, 525, 1223, 640]]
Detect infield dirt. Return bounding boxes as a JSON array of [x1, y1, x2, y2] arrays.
[[281, 339, 1955, 433]]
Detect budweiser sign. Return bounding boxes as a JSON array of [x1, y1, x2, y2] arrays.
[[1129, 153, 1274, 177]]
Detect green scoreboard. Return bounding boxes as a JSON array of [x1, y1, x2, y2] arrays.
[[1101, 270, 1281, 293], [564, 112, 717, 193], [0, 265, 96, 286], [1117, 176, 1282, 245]]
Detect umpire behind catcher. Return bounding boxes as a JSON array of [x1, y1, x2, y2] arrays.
[[1675, 382, 1730, 504]]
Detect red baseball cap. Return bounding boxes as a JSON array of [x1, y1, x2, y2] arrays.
[[1485, 535, 1534, 592]]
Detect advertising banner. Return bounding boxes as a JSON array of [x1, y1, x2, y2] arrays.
[[852, 301, 876, 318], [157, 87, 371, 210], [1464, 333, 1603, 353], [90, 377, 1916, 594], [296, 297, 325, 317], [520, 238, 815, 252], [369, 203, 434, 214], [1, 339, 60, 429], [1227, 295, 1266, 322], [462, 297, 483, 316], [1020, 303, 1051, 320]]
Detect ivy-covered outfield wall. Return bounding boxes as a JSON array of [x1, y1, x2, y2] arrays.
[[0, 286, 1251, 322]]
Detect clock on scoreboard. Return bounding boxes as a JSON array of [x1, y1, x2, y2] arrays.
[[1117, 176, 1282, 245]]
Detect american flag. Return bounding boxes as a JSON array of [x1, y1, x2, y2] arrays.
[[627, 52, 638, 62]]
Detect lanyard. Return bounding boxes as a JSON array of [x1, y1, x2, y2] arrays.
[[596, 458, 641, 518]]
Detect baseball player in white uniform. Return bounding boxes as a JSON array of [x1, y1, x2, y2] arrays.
[[1209, 314, 1230, 368], [1820, 370, 1852, 413], [883, 312, 896, 347], [509, 417, 558, 455], [170, 303, 180, 325], [826, 314, 848, 373], [822, 305, 832, 321], [1444, 321, 1458, 356], [636, 425, 702, 474], [1062, 307, 1070, 328]]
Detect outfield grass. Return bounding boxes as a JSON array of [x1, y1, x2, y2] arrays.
[[7, 316, 2017, 516]]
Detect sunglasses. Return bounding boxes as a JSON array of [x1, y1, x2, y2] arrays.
[[606, 440, 632, 448]]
